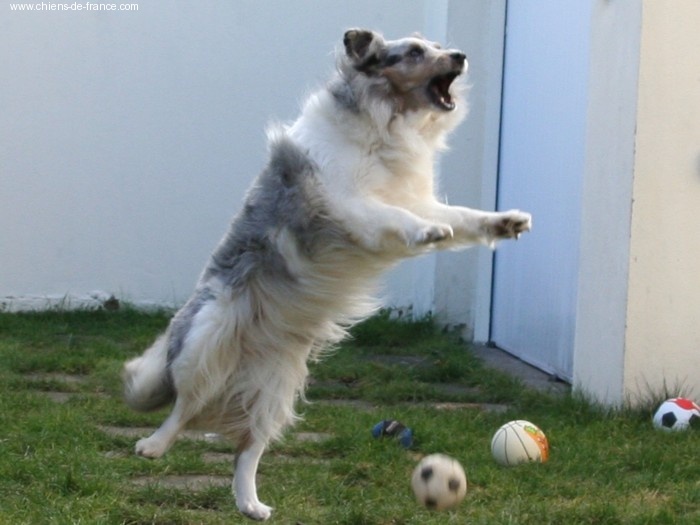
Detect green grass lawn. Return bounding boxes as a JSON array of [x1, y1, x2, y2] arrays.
[[0, 310, 697, 524]]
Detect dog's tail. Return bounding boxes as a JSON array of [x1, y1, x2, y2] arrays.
[[122, 334, 175, 411]]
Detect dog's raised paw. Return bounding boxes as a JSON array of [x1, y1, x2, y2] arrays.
[[488, 211, 532, 240]]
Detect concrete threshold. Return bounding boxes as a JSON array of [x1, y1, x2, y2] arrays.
[[471, 344, 570, 395]]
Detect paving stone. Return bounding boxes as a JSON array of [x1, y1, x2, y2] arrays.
[[270, 454, 331, 466], [472, 344, 570, 395], [97, 425, 222, 443], [99, 426, 336, 446], [39, 391, 74, 404], [312, 399, 376, 410], [292, 432, 333, 443], [130, 475, 231, 491], [37, 391, 109, 404], [103, 450, 130, 459], [202, 452, 236, 464], [24, 373, 88, 384], [427, 402, 510, 413], [97, 425, 154, 439], [429, 383, 482, 397], [364, 354, 430, 367]]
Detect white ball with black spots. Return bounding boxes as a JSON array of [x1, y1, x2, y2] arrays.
[[411, 453, 467, 511], [652, 397, 700, 431]]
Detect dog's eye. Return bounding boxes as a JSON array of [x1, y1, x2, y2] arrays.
[[408, 46, 424, 59]]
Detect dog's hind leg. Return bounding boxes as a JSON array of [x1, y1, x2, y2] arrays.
[[234, 437, 273, 521], [135, 397, 189, 458]]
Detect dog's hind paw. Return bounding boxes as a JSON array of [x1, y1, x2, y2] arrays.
[[238, 500, 273, 521], [135, 436, 168, 459]]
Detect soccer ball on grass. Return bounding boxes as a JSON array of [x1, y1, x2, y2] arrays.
[[411, 453, 467, 510], [652, 397, 700, 431]]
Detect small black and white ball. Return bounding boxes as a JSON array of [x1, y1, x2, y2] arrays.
[[411, 453, 467, 510], [652, 397, 700, 431]]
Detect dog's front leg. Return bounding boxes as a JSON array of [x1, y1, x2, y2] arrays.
[[419, 203, 532, 248], [234, 438, 272, 521], [335, 196, 454, 254]]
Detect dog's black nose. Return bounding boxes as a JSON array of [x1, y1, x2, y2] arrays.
[[450, 52, 467, 65]]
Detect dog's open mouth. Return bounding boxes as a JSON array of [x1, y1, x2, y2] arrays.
[[428, 72, 459, 111]]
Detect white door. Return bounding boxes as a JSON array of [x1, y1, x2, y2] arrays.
[[490, 0, 593, 381]]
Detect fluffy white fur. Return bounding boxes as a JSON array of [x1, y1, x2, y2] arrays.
[[123, 29, 531, 521]]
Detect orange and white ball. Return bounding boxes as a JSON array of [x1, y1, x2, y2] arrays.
[[491, 420, 549, 466]]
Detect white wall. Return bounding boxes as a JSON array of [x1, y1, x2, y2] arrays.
[[2, 0, 474, 311], [624, 0, 700, 403], [573, 0, 642, 405], [574, 0, 700, 405]]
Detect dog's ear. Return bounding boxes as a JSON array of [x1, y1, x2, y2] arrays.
[[343, 29, 384, 73]]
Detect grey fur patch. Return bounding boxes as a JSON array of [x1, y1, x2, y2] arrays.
[[166, 287, 215, 366], [202, 135, 345, 290], [329, 78, 359, 113], [204, 141, 313, 288]]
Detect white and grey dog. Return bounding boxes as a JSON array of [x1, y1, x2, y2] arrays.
[[123, 29, 531, 520]]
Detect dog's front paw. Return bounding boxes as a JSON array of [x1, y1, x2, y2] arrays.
[[410, 223, 454, 246], [135, 436, 167, 459], [238, 499, 273, 521], [486, 210, 532, 240]]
